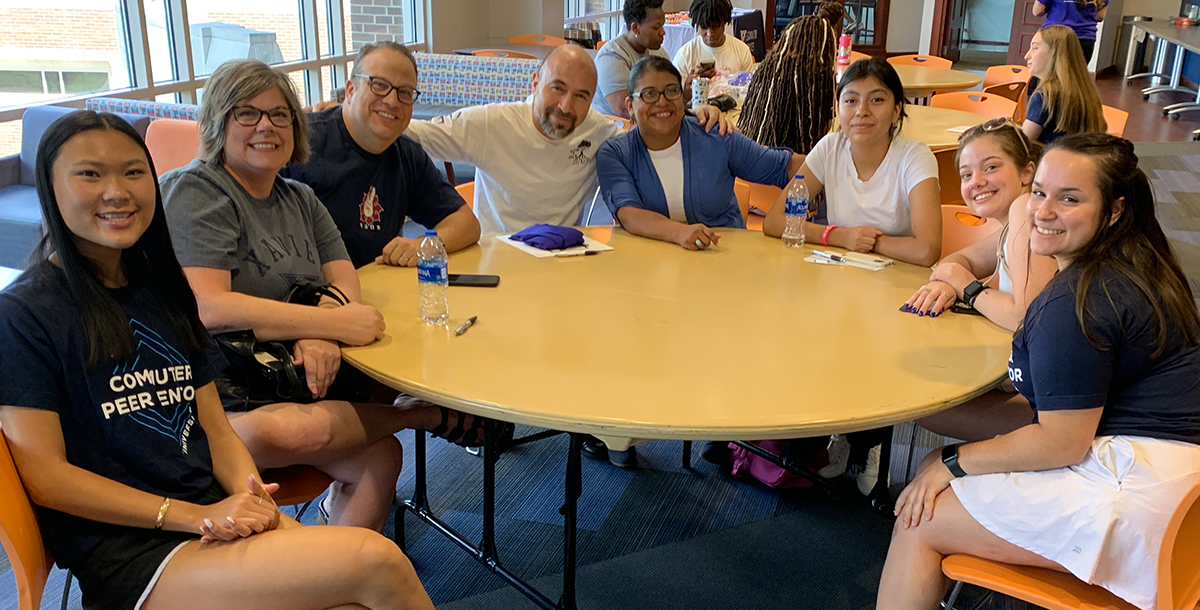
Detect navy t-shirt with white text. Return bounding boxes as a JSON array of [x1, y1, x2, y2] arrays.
[[1009, 265, 1200, 444], [0, 262, 225, 568]]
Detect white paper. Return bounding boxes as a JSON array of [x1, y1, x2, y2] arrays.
[[497, 234, 615, 258], [945, 125, 973, 134]]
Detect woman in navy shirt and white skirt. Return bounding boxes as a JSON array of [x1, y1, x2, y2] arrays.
[[876, 132, 1200, 610]]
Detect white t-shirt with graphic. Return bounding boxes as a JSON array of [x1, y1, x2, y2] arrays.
[[672, 35, 756, 78], [405, 103, 622, 235]]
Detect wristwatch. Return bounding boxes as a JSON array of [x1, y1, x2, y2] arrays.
[[941, 444, 968, 478], [962, 280, 987, 307]]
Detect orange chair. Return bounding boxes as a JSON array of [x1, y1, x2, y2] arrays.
[[260, 465, 334, 509], [455, 181, 474, 210], [0, 423, 52, 610], [981, 64, 1031, 89], [930, 91, 1017, 120], [597, 39, 608, 50], [1102, 105, 1128, 137], [940, 204, 1001, 259], [942, 480, 1200, 610], [848, 50, 870, 64], [982, 81, 1028, 121], [887, 54, 952, 69], [472, 49, 537, 59], [603, 114, 633, 130], [509, 34, 568, 47], [144, 118, 201, 175], [748, 183, 783, 232], [934, 148, 964, 206]]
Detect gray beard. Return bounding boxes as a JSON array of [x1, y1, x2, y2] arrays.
[[539, 111, 576, 140]]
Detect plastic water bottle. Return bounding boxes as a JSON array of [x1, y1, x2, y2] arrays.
[[417, 230, 449, 324], [782, 174, 808, 249]]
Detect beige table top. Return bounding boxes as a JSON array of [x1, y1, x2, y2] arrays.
[[892, 65, 983, 97], [343, 229, 1011, 442], [901, 105, 993, 150]]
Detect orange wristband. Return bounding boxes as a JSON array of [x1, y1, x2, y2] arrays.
[[822, 225, 838, 246]]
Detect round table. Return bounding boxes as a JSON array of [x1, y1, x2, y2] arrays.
[[901, 105, 993, 150], [344, 228, 1011, 443], [893, 65, 982, 98]]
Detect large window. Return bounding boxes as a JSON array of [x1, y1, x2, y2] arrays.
[[565, 0, 622, 42], [0, 0, 426, 156]]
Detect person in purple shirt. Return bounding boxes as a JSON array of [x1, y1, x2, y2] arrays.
[[1033, 0, 1108, 63]]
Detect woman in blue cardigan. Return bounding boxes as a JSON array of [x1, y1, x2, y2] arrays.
[[597, 56, 804, 250]]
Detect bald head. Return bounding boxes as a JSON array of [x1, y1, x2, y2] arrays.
[[530, 44, 598, 140], [540, 44, 598, 90]]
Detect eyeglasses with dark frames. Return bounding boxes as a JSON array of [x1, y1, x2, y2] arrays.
[[354, 74, 422, 105], [630, 85, 684, 104], [230, 106, 295, 128]]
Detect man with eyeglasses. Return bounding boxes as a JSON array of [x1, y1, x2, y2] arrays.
[[282, 42, 480, 268], [403, 43, 729, 237]]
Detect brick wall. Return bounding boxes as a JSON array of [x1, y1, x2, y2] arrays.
[[350, 0, 409, 49], [0, 8, 119, 51]]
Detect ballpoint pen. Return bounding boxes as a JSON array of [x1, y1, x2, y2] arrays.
[[454, 316, 478, 336], [810, 249, 846, 263]]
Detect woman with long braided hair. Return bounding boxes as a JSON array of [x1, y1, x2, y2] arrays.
[[737, 15, 837, 157]]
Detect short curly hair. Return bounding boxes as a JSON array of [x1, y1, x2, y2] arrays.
[[623, 0, 665, 27], [688, 0, 733, 30]]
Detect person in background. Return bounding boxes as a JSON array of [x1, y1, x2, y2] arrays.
[[1022, 25, 1107, 144], [594, 0, 670, 119], [738, 15, 837, 157], [404, 44, 731, 236], [1032, 0, 1107, 64], [162, 60, 486, 532], [0, 110, 433, 610], [672, 0, 756, 93], [281, 41, 480, 269], [877, 132, 1200, 610]]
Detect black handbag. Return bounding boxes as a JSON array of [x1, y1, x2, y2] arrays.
[[213, 281, 353, 410]]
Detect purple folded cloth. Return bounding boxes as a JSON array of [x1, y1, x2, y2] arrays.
[[509, 224, 585, 250]]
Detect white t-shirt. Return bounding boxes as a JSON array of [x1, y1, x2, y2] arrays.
[[805, 131, 938, 237], [672, 35, 756, 78], [647, 139, 686, 222], [405, 103, 621, 235]]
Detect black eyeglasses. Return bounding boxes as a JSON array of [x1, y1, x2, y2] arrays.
[[630, 85, 684, 103], [230, 106, 295, 128], [354, 74, 422, 104]]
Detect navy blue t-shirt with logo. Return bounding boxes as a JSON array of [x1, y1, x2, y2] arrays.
[[1009, 265, 1200, 444], [281, 107, 466, 268], [0, 262, 226, 568]]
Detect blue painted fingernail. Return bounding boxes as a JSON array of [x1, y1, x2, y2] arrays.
[[931, 311, 939, 317]]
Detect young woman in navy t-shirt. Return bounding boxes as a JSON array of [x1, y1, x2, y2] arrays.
[[876, 133, 1200, 610], [0, 111, 433, 610]]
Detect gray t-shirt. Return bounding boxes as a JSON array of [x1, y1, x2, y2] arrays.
[[160, 159, 350, 302], [593, 36, 671, 115]]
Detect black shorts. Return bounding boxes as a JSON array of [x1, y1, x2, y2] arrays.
[[71, 484, 224, 610]]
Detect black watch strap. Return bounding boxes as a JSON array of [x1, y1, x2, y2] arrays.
[[962, 281, 987, 307], [941, 444, 968, 478]]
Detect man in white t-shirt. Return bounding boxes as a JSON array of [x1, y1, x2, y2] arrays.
[[404, 44, 730, 237], [672, 0, 755, 92]]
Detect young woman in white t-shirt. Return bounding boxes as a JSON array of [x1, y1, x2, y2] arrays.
[[763, 57, 942, 267]]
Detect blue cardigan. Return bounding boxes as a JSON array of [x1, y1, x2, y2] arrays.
[[596, 117, 793, 229]]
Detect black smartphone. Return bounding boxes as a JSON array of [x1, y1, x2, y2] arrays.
[[950, 301, 984, 316], [448, 274, 500, 288]]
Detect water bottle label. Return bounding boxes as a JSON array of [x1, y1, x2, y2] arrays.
[[785, 197, 809, 217], [417, 263, 447, 283]]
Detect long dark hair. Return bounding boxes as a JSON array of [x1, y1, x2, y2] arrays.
[[1046, 132, 1200, 355], [34, 111, 211, 366]]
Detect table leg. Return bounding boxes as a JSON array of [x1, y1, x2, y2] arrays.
[[557, 433, 584, 610], [393, 431, 429, 550], [681, 440, 693, 469], [866, 430, 894, 514], [481, 419, 500, 561], [1144, 45, 1195, 98], [1128, 34, 1172, 86]]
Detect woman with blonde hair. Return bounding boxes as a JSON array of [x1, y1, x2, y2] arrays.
[[1022, 24, 1106, 144]]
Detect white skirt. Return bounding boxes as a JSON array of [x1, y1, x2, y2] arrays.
[[950, 435, 1200, 610]]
